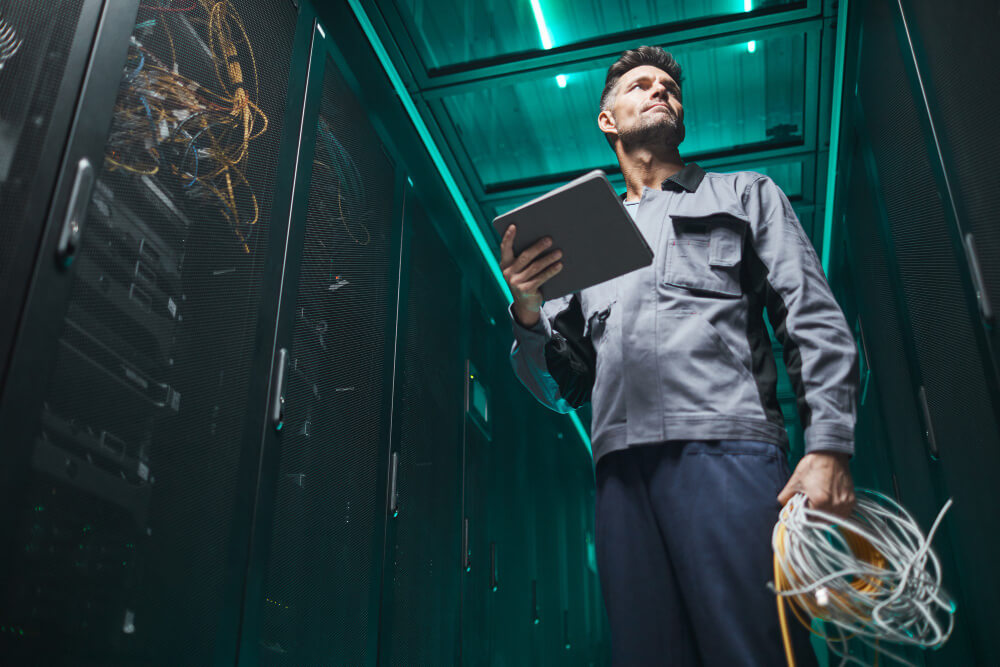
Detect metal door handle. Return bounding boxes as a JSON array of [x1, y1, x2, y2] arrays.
[[270, 348, 289, 431], [490, 541, 497, 592], [463, 517, 471, 572], [390, 452, 399, 517], [56, 158, 94, 267], [918, 385, 939, 459], [964, 233, 993, 324]]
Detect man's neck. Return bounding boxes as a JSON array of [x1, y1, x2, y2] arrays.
[[618, 145, 685, 202]]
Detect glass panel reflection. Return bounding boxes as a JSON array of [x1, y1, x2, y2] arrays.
[[444, 34, 805, 187], [394, 0, 800, 69]]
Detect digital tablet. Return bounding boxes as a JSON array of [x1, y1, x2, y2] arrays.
[[492, 169, 654, 300]]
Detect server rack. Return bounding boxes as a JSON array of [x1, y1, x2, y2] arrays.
[[376, 192, 465, 666], [0, 0, 307, 663], [831, 0, 1000, 664], [235, 19, 405, 665], [1, 2, 607, 665]]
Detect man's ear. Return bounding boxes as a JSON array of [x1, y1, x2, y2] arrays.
[[597, 109, 618, 141]]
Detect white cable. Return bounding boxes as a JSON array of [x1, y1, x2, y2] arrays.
[[771, 489, 955, 666]]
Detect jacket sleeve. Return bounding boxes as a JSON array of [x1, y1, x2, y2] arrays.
[[742, 175, 860, 456], [509, 296, 579, 414]]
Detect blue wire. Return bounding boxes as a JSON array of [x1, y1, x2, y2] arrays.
[[140, 95, 157, 143], [125, 52, 145, 82], [183, 146, 199, 188], [181, 124, 214, 188]]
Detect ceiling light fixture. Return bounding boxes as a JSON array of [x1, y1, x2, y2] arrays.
[[530, 0, 569, 87], [530, 0, 554, 49]]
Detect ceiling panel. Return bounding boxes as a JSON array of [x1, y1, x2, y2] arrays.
[[392, 0, 802, 70], [441, 33, 806, 188]]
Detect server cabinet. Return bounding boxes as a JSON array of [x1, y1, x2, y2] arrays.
[[530, 417, 571, 667], [377, 192, 465, 666], [486, 372, 542, 667], [460, 292, 500, 665], [238, 25, 405, 666], [0, 0, 304, 663], [846, 1, 1000, 664], [897, 0, 1000, 356], [841, 130, 975, 667], [0, 0, 102, 386]]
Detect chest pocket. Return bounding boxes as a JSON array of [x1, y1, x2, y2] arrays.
[[662, 213, 747, 297]]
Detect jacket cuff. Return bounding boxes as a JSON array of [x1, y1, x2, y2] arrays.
[[509, 303, 552, 342], [803, 422, 855, 458]]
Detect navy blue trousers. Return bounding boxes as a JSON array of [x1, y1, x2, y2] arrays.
[[594, 440, 821, 667]]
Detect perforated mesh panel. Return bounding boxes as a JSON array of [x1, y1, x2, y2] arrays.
[[857, 2, 1000, 663], [858, 0, 998, 471], [379, 198, 463, 665], [1, 1, 297, 662], [257, 54, 398, 665], [0, 0, 86, 366], [843, 147, 933, 490], [901, 0, 1000, 309]]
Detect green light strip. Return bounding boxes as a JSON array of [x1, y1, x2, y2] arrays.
[[345, 1, 592, 457], [821, 0, 849, 274]]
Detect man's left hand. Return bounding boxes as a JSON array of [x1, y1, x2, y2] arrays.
[[777, 452, 856, 517]]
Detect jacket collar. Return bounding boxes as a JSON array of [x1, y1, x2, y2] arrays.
[[661, 162, 705, 193], [619, 162, 706, 200]]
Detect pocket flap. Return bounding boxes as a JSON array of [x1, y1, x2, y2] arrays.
[[670, 213, 746, 268]]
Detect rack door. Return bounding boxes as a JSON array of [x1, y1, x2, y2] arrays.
[[240, 32, 406, 666], [0, 1, 303, 663], [377, 192, 465, 666], [0, 0, 103, 383]]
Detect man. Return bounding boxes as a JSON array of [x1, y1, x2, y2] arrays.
[[502, 46, 859, 665]]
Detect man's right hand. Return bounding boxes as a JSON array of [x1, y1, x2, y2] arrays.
[[500, 225, 564, 329]]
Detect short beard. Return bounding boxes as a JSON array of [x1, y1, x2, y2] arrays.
[[617, 110, 685, 152]]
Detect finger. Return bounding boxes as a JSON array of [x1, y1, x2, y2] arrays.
[[514, 249, 562, 285], [808, 491, 832, 514], [777, 480, 795, 507], [522, 261, 563, 292], [500, 225, 516, 268], [509, 236, 553, 274]]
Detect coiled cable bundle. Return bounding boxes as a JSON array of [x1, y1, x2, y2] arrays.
[[771, 489, 955, 666]]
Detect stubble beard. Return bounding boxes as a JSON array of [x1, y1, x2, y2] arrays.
[[617, 110, 685, 153]]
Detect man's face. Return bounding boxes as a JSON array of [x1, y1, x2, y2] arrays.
[[600, 65, 685, 150]]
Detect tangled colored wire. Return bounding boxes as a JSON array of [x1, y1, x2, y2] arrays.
[[106, 0, 268, 253], [313, 116, 370, 246], [772, 489, 955, 666]]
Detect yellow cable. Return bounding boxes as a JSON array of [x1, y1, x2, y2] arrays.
[[774, 498, 891, 666]]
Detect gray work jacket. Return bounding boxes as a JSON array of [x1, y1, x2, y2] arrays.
[[509, 163, 859, 464]]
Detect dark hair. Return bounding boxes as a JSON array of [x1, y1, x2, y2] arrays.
[[599, 46, 683, 114]]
